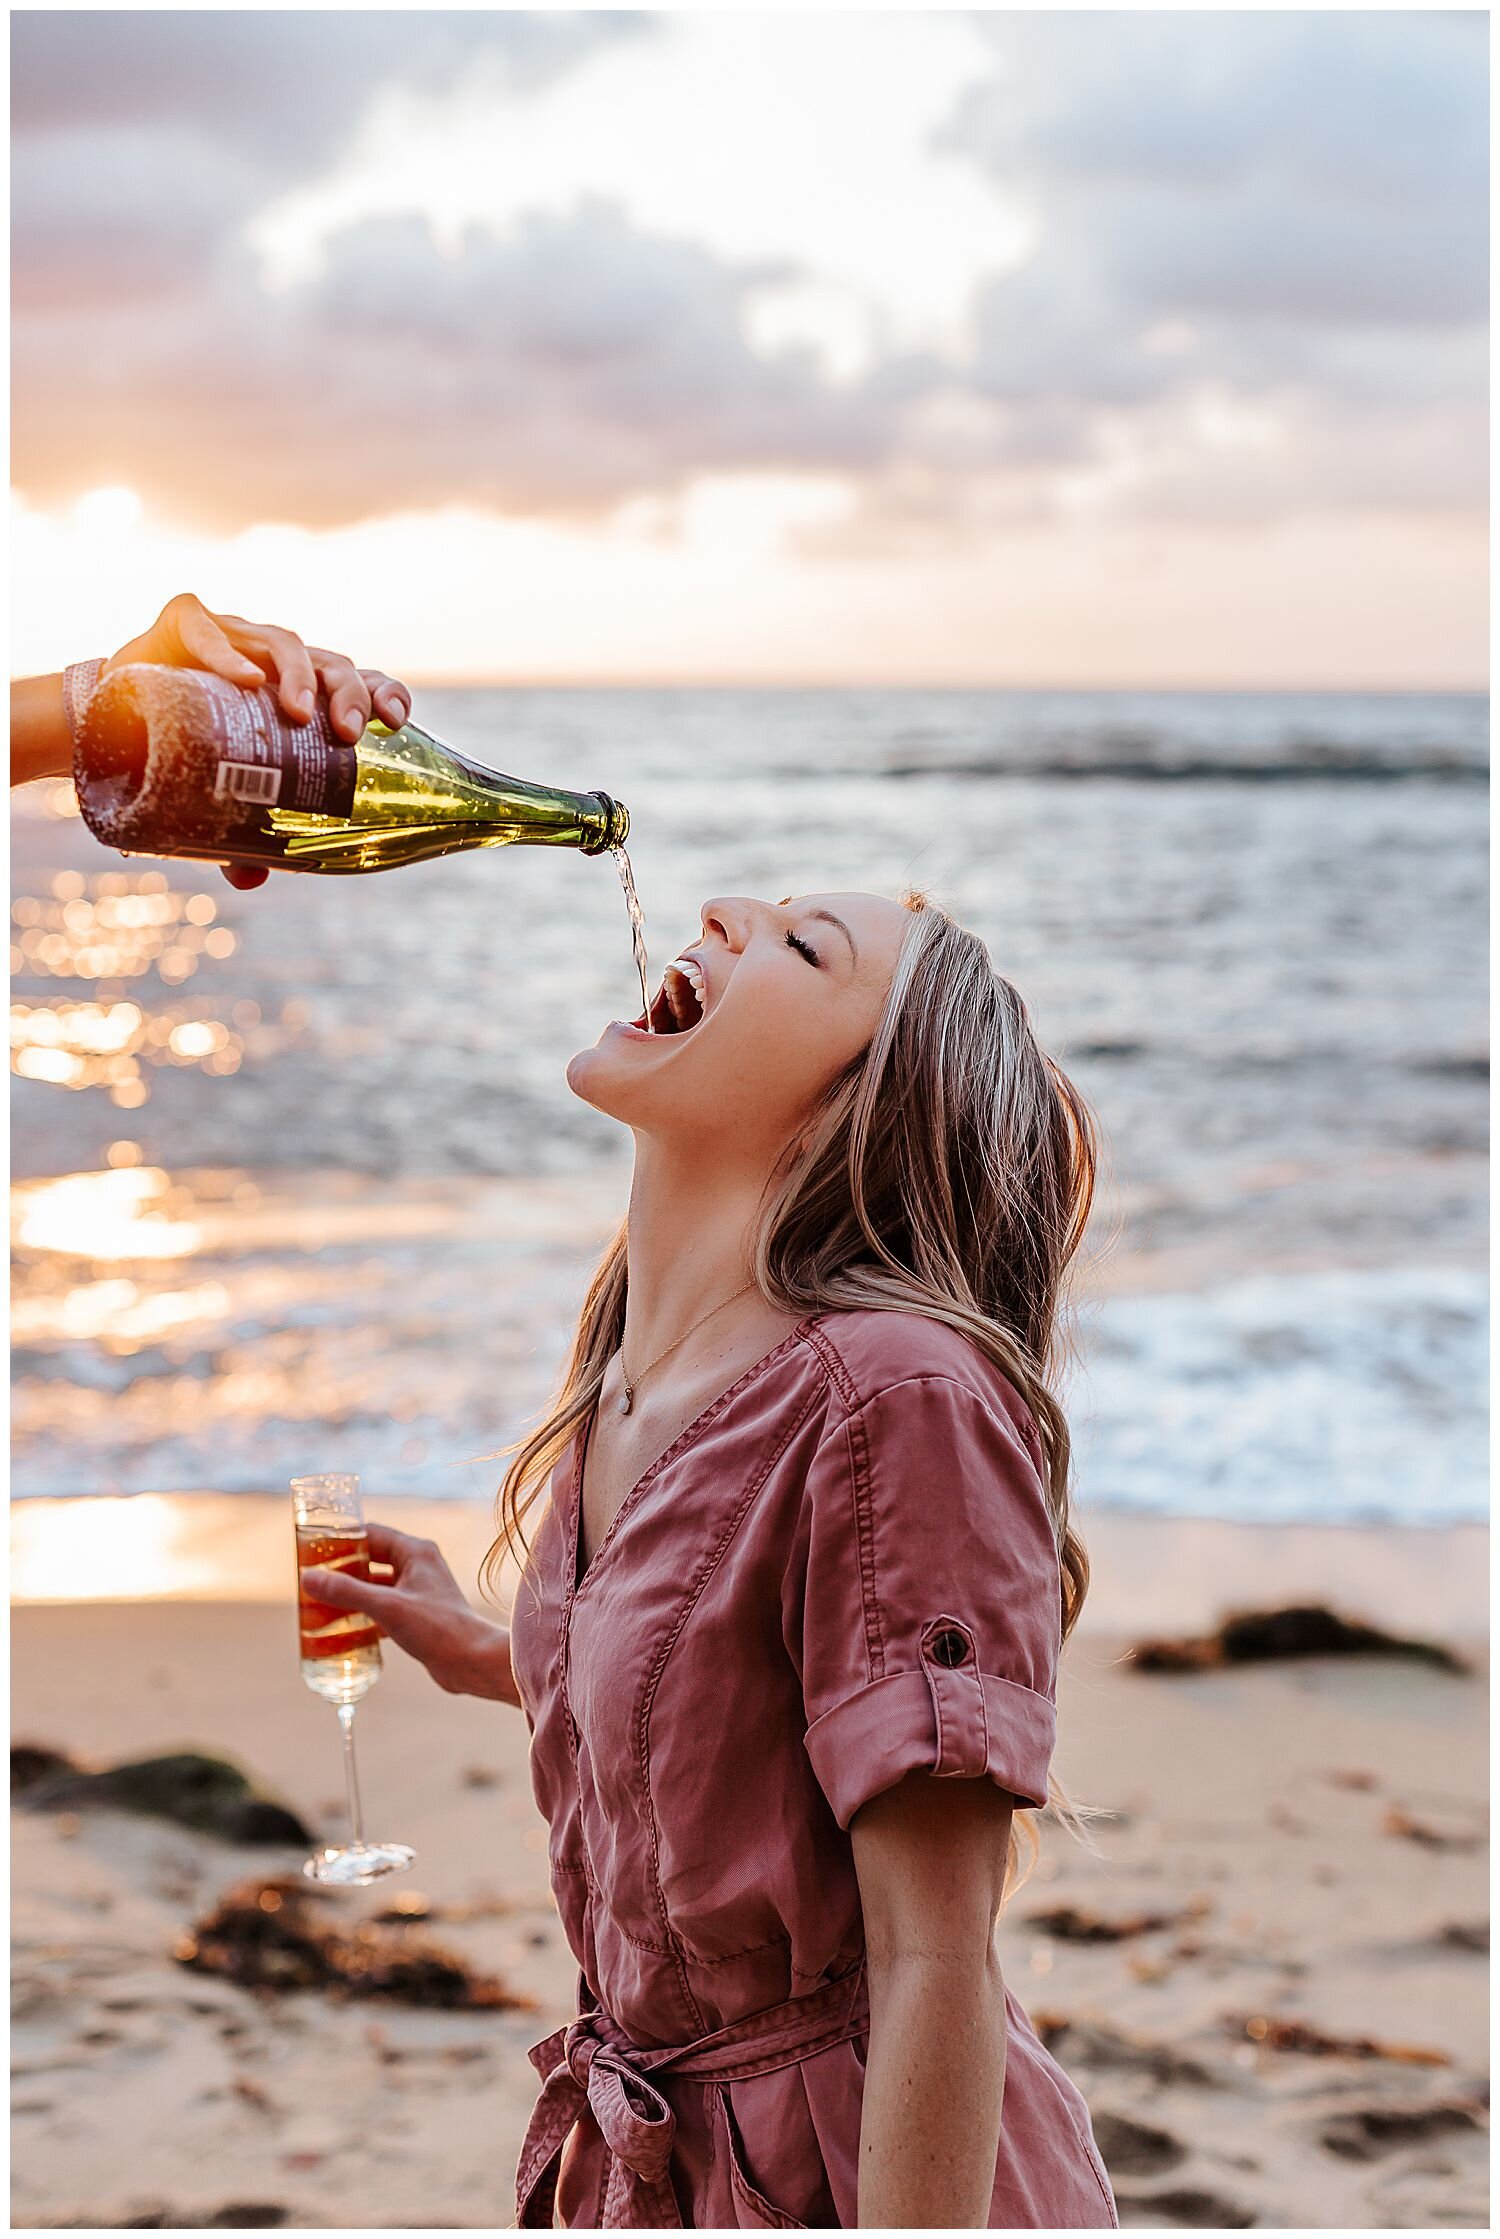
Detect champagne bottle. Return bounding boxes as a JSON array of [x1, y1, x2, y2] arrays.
[[67, 661, 628, 875]]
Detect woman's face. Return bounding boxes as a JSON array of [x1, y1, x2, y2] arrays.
[[568, 891, 912, 1161]]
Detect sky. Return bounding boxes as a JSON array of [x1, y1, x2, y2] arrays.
[[9, 9, 1489, 687]]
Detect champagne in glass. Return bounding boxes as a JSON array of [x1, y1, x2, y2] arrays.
[[291, 1473, 414, 1885]]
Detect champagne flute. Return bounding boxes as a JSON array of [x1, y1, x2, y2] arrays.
[[291, 1472, 415, 1885]]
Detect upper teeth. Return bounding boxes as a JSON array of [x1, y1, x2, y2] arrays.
[[666, 957, 706, 1015]]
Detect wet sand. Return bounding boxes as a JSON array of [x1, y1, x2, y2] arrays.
[[11, 1503, 1490, 2230]]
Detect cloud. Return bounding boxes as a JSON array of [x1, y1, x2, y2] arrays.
[[8, 9, 1487, 541], [12, 203, 935, 527], [946, 13, 1486, 375], [11, 10, 649, 135], [820, 8, 1488, 540], [11, 9, 930, 528], [11, 10, 651, 307]]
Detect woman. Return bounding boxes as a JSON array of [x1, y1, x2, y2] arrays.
[[305, 887, 1119, 2229]]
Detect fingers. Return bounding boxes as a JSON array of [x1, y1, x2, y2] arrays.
[[362, 669, 412, 731], [301, 1566, 395, 1614], [167, 595, 266, 690], [217, 619, 319, 725], [360, 1521, 443, 1575], [130, 599, 409, 744], [309, 648, 373, 745], [220, 864, 270, 891]]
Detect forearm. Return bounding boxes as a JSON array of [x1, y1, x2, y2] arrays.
[[10, 675, 73, 786], [857, 1947, 1007, 2229]]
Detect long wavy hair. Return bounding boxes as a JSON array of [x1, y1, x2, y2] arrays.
[[484, 890, 1114, 1896]]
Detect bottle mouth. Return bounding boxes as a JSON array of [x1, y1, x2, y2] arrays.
[[584, 792, 629, 854]]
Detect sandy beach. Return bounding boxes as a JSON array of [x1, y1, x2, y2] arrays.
[[10, 1498, 1489, 2231]]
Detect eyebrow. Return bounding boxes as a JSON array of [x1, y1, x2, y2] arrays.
[[778, 899, 859, 968]]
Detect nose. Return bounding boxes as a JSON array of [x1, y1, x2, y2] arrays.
[[699, 896, 763, 955]]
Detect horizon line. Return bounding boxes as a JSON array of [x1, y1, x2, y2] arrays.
[[397, 674, 1489, 697]]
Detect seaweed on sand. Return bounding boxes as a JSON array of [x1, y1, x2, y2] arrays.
[[1128, 1604, 1468, 1675], [175, 1874, 534, 2011]]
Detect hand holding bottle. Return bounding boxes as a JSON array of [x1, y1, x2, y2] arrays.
[[12, 592, 412, 889], [100, 595, 413, 889], [300, 1521, 522, 1709]]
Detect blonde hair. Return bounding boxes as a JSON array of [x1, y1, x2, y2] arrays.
[[485, 890, 1113, 1896]]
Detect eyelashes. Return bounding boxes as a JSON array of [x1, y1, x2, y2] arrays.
[[785, 927, 821, 967]]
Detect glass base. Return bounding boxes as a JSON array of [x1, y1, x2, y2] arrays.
[[303, 1840, 416, 1886]]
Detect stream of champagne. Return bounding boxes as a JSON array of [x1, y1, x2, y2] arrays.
[[611, 846, 654, 1032]]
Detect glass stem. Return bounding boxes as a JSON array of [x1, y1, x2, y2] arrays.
[[337, 1701, 366, 1850]]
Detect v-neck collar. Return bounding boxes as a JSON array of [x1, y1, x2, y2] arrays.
[[569, 1314, 822, 1597]]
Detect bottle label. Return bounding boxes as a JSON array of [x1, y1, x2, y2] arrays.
[[198, 685, 357, 834]]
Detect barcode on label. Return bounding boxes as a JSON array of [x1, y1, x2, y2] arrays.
[[214, 760, 282, 806]]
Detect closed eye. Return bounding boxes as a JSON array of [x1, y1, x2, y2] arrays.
[[785, 927, 821, 967]]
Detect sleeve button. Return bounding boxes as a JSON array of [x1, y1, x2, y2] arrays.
[[930, 1628, 971, 1668]]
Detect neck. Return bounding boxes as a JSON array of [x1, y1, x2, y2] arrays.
[[621, 1134, 778, 1370]]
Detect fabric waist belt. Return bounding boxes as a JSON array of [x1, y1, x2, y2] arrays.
[[515, 1962, 870, 2228]]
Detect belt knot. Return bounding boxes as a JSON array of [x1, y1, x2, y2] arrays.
[[515, 1965, 869, 2228]]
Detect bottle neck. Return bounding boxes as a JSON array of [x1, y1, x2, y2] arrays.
[[351, 721, 628, 852]]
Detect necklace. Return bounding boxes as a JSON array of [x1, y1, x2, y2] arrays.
[[616, 1280, 758, 1417]]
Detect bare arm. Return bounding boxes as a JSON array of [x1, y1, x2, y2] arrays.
[[851, 1772, 1015, 2229], [302, 1521, 522, 1709], [9, 674, 72, 785]]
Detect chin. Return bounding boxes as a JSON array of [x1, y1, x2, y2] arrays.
[[565, 1042, 633, 1119], [565, 1046, 602, 1104]]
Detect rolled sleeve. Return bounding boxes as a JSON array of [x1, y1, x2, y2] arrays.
[[790, 1372, 1062, 1829], [805, 1665, 1057, 1831]]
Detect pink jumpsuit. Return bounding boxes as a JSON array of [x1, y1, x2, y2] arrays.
[[510, 1308, 1119, 2229]]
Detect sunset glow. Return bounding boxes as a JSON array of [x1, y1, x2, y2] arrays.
[[10, 11, 1486, 687]]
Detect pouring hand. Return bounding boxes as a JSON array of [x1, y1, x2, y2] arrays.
[[103, 594, 412, 888]]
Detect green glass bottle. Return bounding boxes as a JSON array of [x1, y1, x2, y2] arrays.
[[70, 661, 627, 875]]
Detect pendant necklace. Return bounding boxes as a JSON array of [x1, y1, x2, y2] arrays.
[[616, 1280, 758, 1416]]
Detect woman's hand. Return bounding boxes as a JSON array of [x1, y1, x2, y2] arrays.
[[103, 593, 412, 889], [104, 591, 411, 736], [301, 1522, 521, 1708]]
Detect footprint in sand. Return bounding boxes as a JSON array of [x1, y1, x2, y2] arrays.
[[1090, 2112, 1188, 2179], [101, 2208, 290, 2229], [1435, 1920, 1487, 1955], [1033, 2012, 1223, 2090], [1116, 2185, 1257, 2228], [1318, 2102, 1487, 2162]]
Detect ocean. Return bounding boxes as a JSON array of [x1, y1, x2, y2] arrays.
[[11, 687, 1488, 1527]]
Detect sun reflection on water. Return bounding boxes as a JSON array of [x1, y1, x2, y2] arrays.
[[10, 868, 247, 1106], [13, 869, 234, 980], [13, 1167, 203, 1259], [11, 1276, 232, 1346], [9, 859, 252, 1106]]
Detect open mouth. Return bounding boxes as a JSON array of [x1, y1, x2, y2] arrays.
[[638, 957, 708, 1037]]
